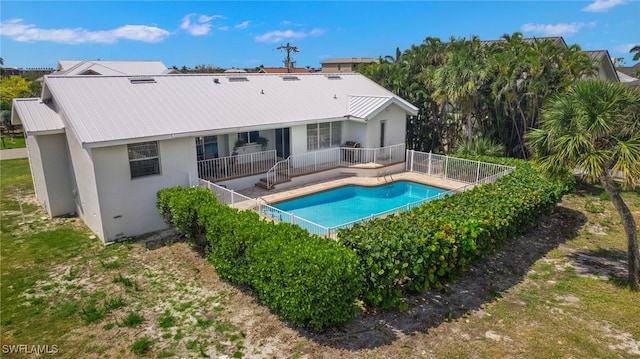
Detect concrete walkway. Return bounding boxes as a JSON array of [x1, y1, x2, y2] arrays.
[[0, 148, 28, 160]]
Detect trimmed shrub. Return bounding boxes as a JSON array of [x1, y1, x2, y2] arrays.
[[157, 186, 364, 330], [157, 186, 218, 249], [246, 221, 364, 330], [338, 157, 574, 308]]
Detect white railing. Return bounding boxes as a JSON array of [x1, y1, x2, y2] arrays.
[[405, 150, 515, 184], [198, 150, 277, 182], [192, 152, 516, 238], [257, 203, 330, 237], [191, 177, 258, 210], [265, 143, 406, 188]]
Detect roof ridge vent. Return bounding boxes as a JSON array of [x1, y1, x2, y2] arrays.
[[326, 74, 342, 80], [281, 75, 300, 81], [228, 76, 249, 82], [129, 76, 156, 84]]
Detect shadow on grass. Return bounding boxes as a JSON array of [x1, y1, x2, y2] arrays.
[[298, 205, 587, 350], [566, 247, 629, 289]]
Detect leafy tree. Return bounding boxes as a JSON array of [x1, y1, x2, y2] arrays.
[[526, 80, 640, 290], [0, 76, 36, 100], [361, 32, 596, 157]]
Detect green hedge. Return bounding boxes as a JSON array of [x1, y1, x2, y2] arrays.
[[157, 186, 364, 330], [337, 157, 574, 308]]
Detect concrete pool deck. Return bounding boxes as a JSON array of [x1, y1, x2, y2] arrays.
[[237, 172, 471, 205]]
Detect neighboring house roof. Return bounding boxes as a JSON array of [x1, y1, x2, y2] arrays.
[[617, 62, 640, 76], [11, 98, 64, 135], [55, 60, 176, 76], [584, 50, 620, 82], [258, 67, 313, 74], [39, 73, 418, 148], [480, 36, 567, 48], [321, 58, 379, 65], [617, 71, 640, 88]]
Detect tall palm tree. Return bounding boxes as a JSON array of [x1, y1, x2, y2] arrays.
[[630, 45, 640, 62], [526, 80, 640, 290]]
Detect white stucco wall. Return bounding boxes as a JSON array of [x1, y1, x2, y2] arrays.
[[365, 104, 407, 147], [35, 134, 75, 216], [343, 121, 367, 146], [290, 125, 307, 155], [25, 134, 48, 213], [65, 128, 104, 239], [92, 137, 197, 242]]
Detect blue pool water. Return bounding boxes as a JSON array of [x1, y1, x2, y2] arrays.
[[271, 181, 447, 227]]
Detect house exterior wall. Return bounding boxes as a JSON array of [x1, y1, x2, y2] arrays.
[[343, 121, 367, 146], [365, 104, 407, 147], [290, 125, 308, 155], [26, 134, 48, 213], [92, 137, 197, 242], [28, 133, 75, 216], [65, 127, 104, 239]]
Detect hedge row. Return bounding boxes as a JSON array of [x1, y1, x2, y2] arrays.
[[157, 186, 363, 330], [337, 157, 574, 308]]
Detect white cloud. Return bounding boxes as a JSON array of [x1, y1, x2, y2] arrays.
[[180, 13, 224, 36], [235, 21, 250, 30], [0, 18, 169, 44], [255, 28, 325, 43], [218, 26, 229, 31], [280, 20, 302, 26], [613, 43, 636, 53], [520, 22, 592, 37], [582, 0, 626, 12]]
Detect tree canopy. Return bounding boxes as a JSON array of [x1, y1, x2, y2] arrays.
[[359, 32, 597, 158]]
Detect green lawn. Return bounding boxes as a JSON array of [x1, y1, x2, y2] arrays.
[[1, 157, 639, 358], [0, 135, 26, 150]]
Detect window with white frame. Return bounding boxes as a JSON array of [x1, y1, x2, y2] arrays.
[[307, 122, 342, 150], [238, 130, 260, 144], [128, 141, 160, 178]]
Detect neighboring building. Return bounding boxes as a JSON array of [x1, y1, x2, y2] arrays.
[[1, 66, 55, 77], [12, 70, 418, 243], [617, 62, 640, 77], [617, 70, 640, 88], [321, 58, 379, 73], [54, 60, 179, 76], [481, 36, 620, 82], [584, 50, 620, 82], [257, 67, 314, 74]]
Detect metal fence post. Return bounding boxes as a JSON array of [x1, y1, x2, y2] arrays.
[[428, 151, 432, 175], [444, 156, 449, 179], [476, 161, 481, 183]]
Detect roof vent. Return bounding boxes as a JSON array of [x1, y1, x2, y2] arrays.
[[282, 75, 299, 81], [326, 75, 342, 80], [213, 78, 220, 84], [228, 76, 249, 82], [129, 77, 156, 84]]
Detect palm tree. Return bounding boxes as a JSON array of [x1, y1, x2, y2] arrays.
[[630, 45, 640, 62], [526, 80, 640, 290]]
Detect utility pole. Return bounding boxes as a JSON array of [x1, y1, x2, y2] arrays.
[[277, 42, 299, 73]]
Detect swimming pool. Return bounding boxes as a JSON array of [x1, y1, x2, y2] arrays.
[[270, 181, 447, 228]]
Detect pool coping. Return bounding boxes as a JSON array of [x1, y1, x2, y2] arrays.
[[257, 172, 471, 205]]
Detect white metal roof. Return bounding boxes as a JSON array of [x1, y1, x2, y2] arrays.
[[348, 95, 395, 119], [42, 73, 417, 147], [55, 60, 173, 76], [12, 98, 64, 134]]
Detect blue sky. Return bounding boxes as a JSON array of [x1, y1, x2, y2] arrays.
[[1, 1, 638, 69]]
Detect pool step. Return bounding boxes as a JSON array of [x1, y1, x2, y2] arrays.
[[256, 176, 291, 190]]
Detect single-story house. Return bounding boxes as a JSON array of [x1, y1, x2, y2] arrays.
[[12, 68, 418, 243]]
